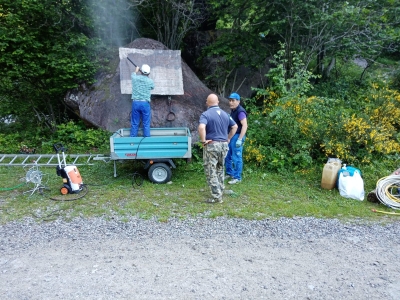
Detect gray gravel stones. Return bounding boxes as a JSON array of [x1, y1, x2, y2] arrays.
[[1, 216, 399, 245], [1, 216, 400, 299]]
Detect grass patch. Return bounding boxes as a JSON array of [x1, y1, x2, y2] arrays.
[[0, 159, 399, 224]]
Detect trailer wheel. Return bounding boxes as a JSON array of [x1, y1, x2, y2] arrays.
[[148, 163, 172, 184]]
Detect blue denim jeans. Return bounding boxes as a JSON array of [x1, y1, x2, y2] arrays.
[[130, 101, 151, 137], [225, 133, 245, 180]]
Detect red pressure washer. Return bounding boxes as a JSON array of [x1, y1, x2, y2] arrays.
[[53, 143, 84, 195]]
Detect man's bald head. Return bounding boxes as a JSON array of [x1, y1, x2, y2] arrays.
[[206, 93, 219, 107]]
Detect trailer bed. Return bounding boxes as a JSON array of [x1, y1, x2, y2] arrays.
[[110, 127, 191, 160], [108, 127, 192, 183]]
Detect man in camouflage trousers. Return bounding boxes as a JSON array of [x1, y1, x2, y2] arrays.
[[198, 94, 238, 203]]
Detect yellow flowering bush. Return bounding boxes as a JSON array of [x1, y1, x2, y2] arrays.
[[247, 81, 400, 170], [323, 84, 400, 160], [245, 45, 400, 171], [243, 139, 265, 165]]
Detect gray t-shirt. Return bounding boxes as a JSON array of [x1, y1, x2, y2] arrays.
[[199, 106, 236, 141]]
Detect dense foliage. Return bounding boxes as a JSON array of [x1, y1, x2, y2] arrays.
[[0, 120, 110, 154], [0, 0, 399, 173], [245, 47, 400, 171], [0, 0, 103, 132], [203, 0, 400, 94]]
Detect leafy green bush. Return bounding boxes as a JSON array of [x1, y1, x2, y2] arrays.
[[245, 46, 320, 172], [0, 133, 22, 153], [41, 121, 111, 153], [0, 123, 52, 153], [390, 67, 400, 90], [322, 82, 400, 162], [0, 121, 111, 154], [245, 46, 400, 172]]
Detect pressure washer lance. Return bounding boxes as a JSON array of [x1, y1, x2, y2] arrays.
[[127, 56, 148, 74], [54, 143, 84, 195]]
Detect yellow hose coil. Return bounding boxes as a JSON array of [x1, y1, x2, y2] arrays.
[[375, 175, 400, 210]]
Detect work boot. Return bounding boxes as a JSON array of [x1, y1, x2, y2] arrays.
[[225, 175, 232, 180], [224, 189, 235, 195], [206, 197, 223, 203]]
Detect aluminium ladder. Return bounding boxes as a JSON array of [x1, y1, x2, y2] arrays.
[[0, 153, 108, 167]]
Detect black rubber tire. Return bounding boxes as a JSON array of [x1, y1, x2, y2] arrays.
[[60, 184, 72, 195], [148, 163, 172, 184]]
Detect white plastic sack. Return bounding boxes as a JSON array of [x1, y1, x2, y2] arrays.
[[338, 170, 365, 201]]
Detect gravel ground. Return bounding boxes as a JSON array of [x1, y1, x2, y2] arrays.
[[1, 216, 400, 299]]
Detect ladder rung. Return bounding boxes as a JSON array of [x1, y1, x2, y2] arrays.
[[21, 155, 31, 164], [72, 156, 79, 165], [33, 155, 43, 164], [45, 155, 55, 165], [9, 156, 18, 164], [0, 154, 96, 166]]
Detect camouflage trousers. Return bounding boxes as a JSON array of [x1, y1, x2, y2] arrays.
[[203, 142, 229, 200]]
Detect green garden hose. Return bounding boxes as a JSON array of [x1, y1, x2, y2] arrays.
[[0, 183, 26, 191]]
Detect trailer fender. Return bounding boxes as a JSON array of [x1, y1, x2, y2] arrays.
[[144, 159, 176, 170]]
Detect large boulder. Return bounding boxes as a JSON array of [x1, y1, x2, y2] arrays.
[[64, 38, 229, 142]]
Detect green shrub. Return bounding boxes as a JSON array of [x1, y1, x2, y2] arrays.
[[0, 133, 21, 153], [245, 46, 320, 172], [42, 121, 111, 153], [0, 124, 52, 153], [390, 67, 400, 89], [245, 47, 400, 171], [0, 121, 111, 154]]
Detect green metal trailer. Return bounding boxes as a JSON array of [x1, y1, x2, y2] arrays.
[[108, 127, 192, 183]]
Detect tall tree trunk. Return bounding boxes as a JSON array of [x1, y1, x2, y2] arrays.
[[317, 45, 325, 76], [323, 57, 336, 79]]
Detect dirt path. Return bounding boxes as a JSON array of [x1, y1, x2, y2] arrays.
[[1, 217, 399, 299]]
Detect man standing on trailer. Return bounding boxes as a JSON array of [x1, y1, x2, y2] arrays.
[[199, 93, 237, 203], [130, 64, 154, 137]]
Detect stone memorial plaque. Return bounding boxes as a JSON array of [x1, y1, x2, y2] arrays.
[[119, 48, 184, 95]]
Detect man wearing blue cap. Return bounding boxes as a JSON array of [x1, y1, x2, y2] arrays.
[[199, 93, 238, 203], [225, 92, 248, 184]]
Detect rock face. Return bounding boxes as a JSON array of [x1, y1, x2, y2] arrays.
[[64, 38, 229, 142]]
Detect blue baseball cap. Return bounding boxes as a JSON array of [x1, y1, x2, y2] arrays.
[[229, 92, 240, 101]]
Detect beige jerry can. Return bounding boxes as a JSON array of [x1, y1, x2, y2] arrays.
[[321, 160, 342, 190]]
